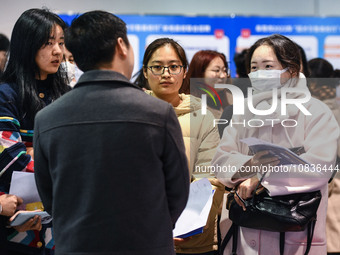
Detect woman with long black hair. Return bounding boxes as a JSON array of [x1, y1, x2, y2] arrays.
[[0, 8, 69, 255]]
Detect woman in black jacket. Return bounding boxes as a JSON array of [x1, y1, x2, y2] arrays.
[[0, 8, 69, 255]]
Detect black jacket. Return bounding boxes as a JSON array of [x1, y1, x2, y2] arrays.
[[34, 70, 190, 255], [0, 79, 68, 254]]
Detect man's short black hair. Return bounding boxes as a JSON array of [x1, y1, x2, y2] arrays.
[[65, 10, 129, 72]]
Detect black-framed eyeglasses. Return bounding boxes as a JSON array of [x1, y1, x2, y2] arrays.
[[147, 65, 184, 75]]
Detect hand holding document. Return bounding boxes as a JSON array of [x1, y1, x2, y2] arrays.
[[173, 178, 213, 238], [9, 171, 51, 224], [9, 171, 41, 207], [241, 137, 309, 166], [9, 211, 52, 226]]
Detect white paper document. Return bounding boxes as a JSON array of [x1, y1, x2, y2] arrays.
[[9, 171, 41, 205], [173, 178, 213, 238], [9, 172, 52, 224]]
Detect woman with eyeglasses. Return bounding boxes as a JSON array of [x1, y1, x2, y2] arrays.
[[182, 50, 232, 119], [134, 38, 223, 255]]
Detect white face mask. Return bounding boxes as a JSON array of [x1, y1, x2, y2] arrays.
[[248, 68, 288, 92], [74, 65, 83, 81], [61, 61, 76, 85]]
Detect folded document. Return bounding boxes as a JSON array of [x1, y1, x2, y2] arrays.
[[9, 211, 52, 226], [173, 178, 213, 238], [241, 137, 309, 165]]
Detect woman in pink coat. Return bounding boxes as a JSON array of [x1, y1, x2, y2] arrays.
[[212, 34, 340, 255]]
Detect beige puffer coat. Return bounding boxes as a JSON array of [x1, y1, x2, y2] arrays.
[[146, 91, 224, 253]]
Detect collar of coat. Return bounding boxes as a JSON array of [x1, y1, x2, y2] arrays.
[[74, 70, 141, 91]]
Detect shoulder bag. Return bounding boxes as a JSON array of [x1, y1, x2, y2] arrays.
[[220, 171, 322, 255]]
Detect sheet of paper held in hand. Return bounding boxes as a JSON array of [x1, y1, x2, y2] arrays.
[[240, 137, 309, 166], [9, 171, 41, 205], [9, 171, 52, 224], [173, 178, 213, 238]]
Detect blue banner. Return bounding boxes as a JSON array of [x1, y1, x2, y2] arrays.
[[60, 14, 340, 78]]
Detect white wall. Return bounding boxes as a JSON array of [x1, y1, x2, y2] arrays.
[[1, 0, 340, 38]]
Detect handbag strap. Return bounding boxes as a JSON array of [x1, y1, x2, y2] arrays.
[[305, 219, 316, 255], [280, 232, 285, 255], [279, 220, 316, 255], [251, 170, 268, 205], [232, 224, 238, 255], [219, 223, 238, 255]]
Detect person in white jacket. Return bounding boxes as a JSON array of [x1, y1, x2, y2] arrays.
[[213, 34, 340, 255]]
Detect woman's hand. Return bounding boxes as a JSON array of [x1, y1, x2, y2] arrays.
[[26, 147, 34, 160], [235, 151, 279, 210], [234, 175, 260, 211], [174, 237, 192, 245], [0, 194, 23, 216], [9, 210, 42, 232], [249, 150, 280, 168]]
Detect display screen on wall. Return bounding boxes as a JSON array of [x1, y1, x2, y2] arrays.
[[60, 14, 340, 78]]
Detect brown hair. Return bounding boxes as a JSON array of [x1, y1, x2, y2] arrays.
[[182, 50, 229, 94]]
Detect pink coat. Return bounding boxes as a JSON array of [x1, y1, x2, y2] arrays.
[[213, 76, 340, 255]]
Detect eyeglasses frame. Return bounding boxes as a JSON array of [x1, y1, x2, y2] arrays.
[[147, 65, 185, 75]]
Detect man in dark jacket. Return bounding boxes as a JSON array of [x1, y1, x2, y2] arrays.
[[34, 11, 190, 255]]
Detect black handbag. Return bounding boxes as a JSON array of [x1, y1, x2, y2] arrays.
[[220, 172, 322, 255]]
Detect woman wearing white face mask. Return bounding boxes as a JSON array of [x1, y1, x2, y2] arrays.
[[62, 47, 82, 87], [248, 68, 288, 92], [213, 34, 339, 255]]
